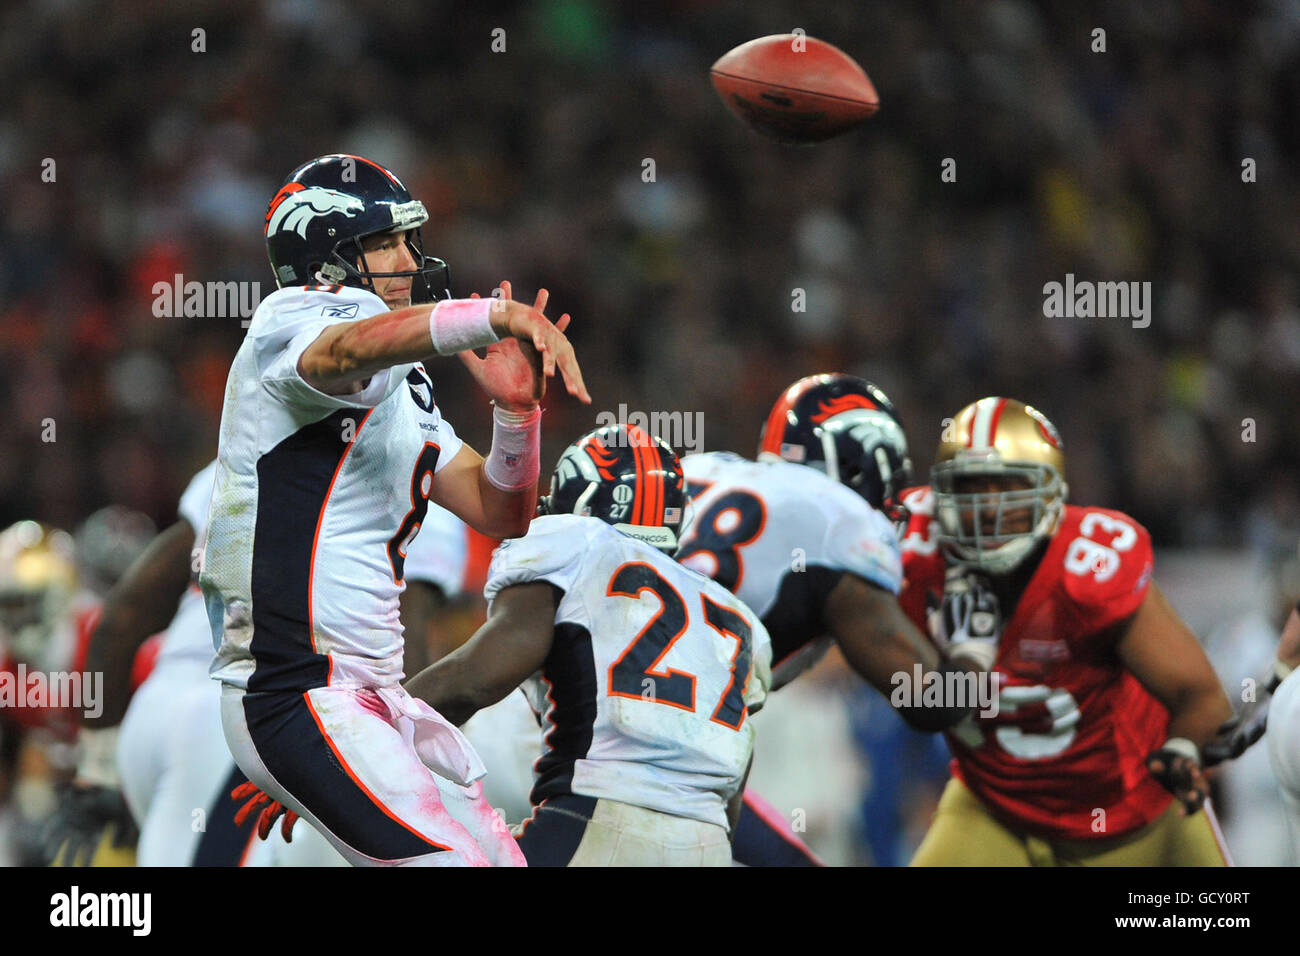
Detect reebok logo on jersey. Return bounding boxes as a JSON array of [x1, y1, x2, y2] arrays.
[[50, 886, 151, 936], [323, 302, 359, 318]]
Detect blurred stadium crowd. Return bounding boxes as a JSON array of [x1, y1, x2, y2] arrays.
[[1, 0, 1299, 863], [3, 0, 1300, 551]]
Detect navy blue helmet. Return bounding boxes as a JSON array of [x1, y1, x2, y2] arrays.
[[759, 373, 912, 517], [540, 425, 687, 552], [264, 154, 449, 302]]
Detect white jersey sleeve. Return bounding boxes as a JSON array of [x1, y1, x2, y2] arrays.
[[401, 502, 468, 598], [680, 452, 902, 688], [253, 286, 411, 411], [820, 501, 903, 595], [484, 515, 590, 604], [157, 460, 220, 667], [177, 460, 218, 540], [427, 414, 464, 474]]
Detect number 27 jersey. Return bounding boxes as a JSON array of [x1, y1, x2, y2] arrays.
[[484, 514, 773, 830]]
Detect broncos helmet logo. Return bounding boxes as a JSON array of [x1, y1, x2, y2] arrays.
[[582, 436, 623, 482], [265, 184, 366, 239], [811, 394, 878, 424]]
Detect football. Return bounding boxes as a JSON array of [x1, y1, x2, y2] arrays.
[[709, 33, 878, 144]]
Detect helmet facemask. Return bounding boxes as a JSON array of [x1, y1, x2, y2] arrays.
[[319, 223, 451, 304], [817, 410, 913, 519], [932, 456, 1064, 574]]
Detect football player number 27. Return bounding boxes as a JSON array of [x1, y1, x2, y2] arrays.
[[606, 562, 753, 730]]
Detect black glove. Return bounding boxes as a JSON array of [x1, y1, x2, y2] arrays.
[[1202, 662, 1288, 767], [42, 784, 139, 866], [935, 567, 1001, 669], [1146, 738, 1208, 815]]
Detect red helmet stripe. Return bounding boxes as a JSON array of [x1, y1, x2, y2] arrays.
[[336, 154, 401, 187], [655, 445, 666, 525], [761, 379, 817, 456], [987, 398, 1008, 444], [629, 427, 652, 525], [648, 441, 663, 526], [968, 398, 1001, 449]]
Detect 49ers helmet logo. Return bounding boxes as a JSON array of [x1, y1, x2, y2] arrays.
[[265, 184, 366, 238]]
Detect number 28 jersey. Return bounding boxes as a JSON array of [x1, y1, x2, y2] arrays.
[[679, 452, 903, 688], [484, 514, 773, 830], [899, 486, 1171, 841]]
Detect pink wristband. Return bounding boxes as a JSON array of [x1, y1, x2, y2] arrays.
[[484, 403, 542, 492], [428, 298, 500, 355]]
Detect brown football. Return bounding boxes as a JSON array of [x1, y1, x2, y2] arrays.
[[710, 34, 878, 144]]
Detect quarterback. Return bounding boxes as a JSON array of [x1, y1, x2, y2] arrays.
[[900, 397, 1233, 865], [201, 153, 588, 867]]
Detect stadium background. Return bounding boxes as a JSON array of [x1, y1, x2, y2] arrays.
[[1, 0, 1298, 863]]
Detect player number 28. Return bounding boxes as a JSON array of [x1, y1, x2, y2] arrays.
[[677, 485, 766, 592], [606, 562, 754, 730]]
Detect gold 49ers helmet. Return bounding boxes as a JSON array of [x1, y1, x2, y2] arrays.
[[0, 520, 77, 665], [932, 397, 1068, 573]]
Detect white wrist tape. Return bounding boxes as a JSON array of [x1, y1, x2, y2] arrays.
[[484, 403, 542, 492], [428, 299, 500, 355], [77, 726, 121, 789], [1160, 736, 1200, 764]]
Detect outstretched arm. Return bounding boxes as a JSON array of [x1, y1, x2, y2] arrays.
[[824, 572, 978, 731], [1119, 583, 1231, 750], [1119, 582, 1232, 812], [404, 581, 558, 726], [297, 289, 589, 404]]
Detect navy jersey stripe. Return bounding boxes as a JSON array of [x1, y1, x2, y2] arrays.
[[531, 622, 597, 805], [249, 409, 367, 693], [192, 764, 258, 866], [762, 565, 844, 665], [731, 796, 822, 866], [243, 690, 451, 860], [515, 794, 598, 866]]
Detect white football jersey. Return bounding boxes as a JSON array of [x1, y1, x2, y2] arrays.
[[679, 452, 902, 688], [202, 285, 465, 692], [403, 501, 468, 600], [484, 514, 772, 830], [153, 460, 218, 667]]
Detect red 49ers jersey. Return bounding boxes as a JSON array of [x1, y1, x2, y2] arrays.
[[899, 486, 1172, 841]]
